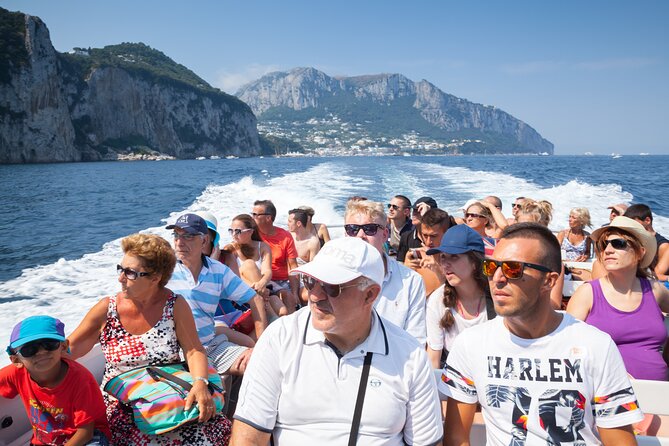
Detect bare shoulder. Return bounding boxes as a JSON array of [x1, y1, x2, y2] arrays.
[[565, 281, 594, 320]]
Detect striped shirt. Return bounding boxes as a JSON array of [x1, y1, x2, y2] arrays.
[[167, 256, 256, 346]]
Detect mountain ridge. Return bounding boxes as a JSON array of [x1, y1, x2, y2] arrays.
[[237, 67, 553, 154]]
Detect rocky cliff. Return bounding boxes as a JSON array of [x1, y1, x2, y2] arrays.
[[0, 7, 260, 163], [237, 67, 553, 154]]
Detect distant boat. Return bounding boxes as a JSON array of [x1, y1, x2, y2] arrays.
[[538, 152, 550, 156], [196, 156, 206, 160], [639, 152, 650, 156], [611, 153, 622, 159], [225, 155, 238, 159], [210, 155, 221, 160], [584, 152, 593, 156], [402, 152, 411, 157]]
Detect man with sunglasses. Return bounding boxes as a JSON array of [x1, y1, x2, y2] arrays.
[[231, 237, 442, 445], [252, 200, 300, 313], [386, 195, 413, 255], [345, 200, 427, 345], [442, 223, 642, 446], [166, 213, 266, 376]]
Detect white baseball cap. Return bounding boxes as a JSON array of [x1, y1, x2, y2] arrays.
[[460, 198, 480, 213], [291, 237, 384, 287]]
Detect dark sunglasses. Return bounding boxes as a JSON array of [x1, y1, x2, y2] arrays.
[[228, 228, 253, 236], [597, 238, 629, 251], [465, 213, 485, 219], [512, 203, 522, 209], [251, 212, 271, 217], [482, 259, 553, 280], [344, 223, 385, 237], [302, 275, 361, 298], [387, 203, 402, 211], [117, 264, 151, 280], [13, 339, 62, 358]]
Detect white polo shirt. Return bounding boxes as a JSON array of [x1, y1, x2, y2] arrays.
[[374, 253, 427, 345], [234, 307, 442, 446]]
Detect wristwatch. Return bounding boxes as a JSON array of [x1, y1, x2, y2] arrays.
[[193, 376, 209, 385]]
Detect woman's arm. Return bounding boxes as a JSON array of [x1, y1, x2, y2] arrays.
[[256, 243, 273, 290], [67, 297, 109, 360], [556, 230, 566, 245], [480, 200, 508, 231], [173, 295, 216, 423], [427, 347, 442, 370], [651, 280, 669, 313], [565, 282, 594, 321]]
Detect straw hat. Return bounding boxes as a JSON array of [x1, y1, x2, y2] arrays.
[[591, 216, 656, 268]]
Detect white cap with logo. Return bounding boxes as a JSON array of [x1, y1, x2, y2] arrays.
[[291, 237, 384, 287]]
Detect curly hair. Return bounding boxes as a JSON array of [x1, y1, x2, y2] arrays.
[[121, 234, 176, 288], [439, 250, 491, 331]]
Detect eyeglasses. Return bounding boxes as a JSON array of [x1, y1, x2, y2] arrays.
[[172, 232, 201, 241], [597, 238, 629, 251], [302, 275, 362, 298], [344, 223, 385, 237], [228, 228, 253, 236], [251, 212, 270, 217], [387, 203, 402, 211], [117, 264, 151, 280], [482, 259, 553, 280], [12, 339, 61, 358], [465, 213, 485, 219]]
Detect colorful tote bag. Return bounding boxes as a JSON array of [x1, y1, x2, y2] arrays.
[[104, 362, 225, 435]]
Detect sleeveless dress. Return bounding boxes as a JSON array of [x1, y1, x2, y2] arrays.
[[560, 230, 587, 260], [100, 293, 231, 445], [585, 278, 668, 380]]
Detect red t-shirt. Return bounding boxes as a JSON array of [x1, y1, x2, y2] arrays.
[[0, 358, 110, 445], [260, 226, 299, 281]]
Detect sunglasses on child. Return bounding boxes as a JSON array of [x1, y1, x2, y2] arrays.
[[482, 259, 553, 280], [12, 339, 62, 358], [302, 275, 361, 298], [596, 238, 629, 251], [117, 265, 151, 280], [344, 223, 385, 237]]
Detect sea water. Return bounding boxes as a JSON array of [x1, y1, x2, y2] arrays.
[[1, 154, 668, 365]]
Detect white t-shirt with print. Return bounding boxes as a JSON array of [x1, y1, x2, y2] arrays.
[[439, 313, 643, 446]]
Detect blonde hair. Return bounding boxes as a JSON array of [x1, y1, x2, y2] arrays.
[[121, 234, 176, 287], [517, 199, 553, 227], [345, 200, 386, 225], [570, 207, 592, 228], [466, 202, 493, 227]]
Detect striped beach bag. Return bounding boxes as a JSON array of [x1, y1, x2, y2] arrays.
[[103, 361, 225, 435]]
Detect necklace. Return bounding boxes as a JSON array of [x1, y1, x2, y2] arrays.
[[457, 296, 484, 318]]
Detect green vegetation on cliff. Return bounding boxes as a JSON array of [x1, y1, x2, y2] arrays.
[[0, 7, 29, 83]]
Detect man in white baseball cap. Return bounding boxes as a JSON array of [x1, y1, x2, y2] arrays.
[[231, 237, 442, 446]]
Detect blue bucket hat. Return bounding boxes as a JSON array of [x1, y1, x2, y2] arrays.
[[166, 213, 208, 235], [426, 224, 484, 255], [7, 315, 66, 354]]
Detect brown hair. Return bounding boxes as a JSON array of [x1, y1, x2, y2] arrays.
[[439, 251, 490, 331], [121, 234, 176, 287], [228, 214, 262, 259]]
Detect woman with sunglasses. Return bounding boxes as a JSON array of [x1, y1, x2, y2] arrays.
[[567, 216, 669, 381], [463, 201, 497, 257], [223, 214, 287, 319], [68, 233, 231, 445], [556, 207, 592, 262], [425, 224, 495, 369]]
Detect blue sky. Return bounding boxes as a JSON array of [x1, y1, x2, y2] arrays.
[[4, 0, 668, 154]]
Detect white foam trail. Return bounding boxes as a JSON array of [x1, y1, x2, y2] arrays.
[[0, 162, 366, 364]]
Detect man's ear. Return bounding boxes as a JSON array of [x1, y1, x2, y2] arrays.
[[542, 271, 560, 291], [364, 284, 381, 306]]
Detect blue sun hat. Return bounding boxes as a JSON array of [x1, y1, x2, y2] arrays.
[[7, 315, 66, 354], [196, 211, 220, 247]]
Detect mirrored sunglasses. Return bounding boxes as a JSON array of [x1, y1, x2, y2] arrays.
[[482, 259, 553, 280], [344, 223, 384, 237], [13, 339, 62, 358]]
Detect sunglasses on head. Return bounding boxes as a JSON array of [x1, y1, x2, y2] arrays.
[[302, 275, 361, 298], [228, 228, 253, 236], [117, 265, 151, 280], [12, 339, 62, 358], [597, 238, 629, 251], [465, 213, 485, 219], [344, 223, 385, 237], [482, 259, 553, 280]]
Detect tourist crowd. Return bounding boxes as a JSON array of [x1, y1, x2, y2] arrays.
[[2, 194, 669, 445]]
